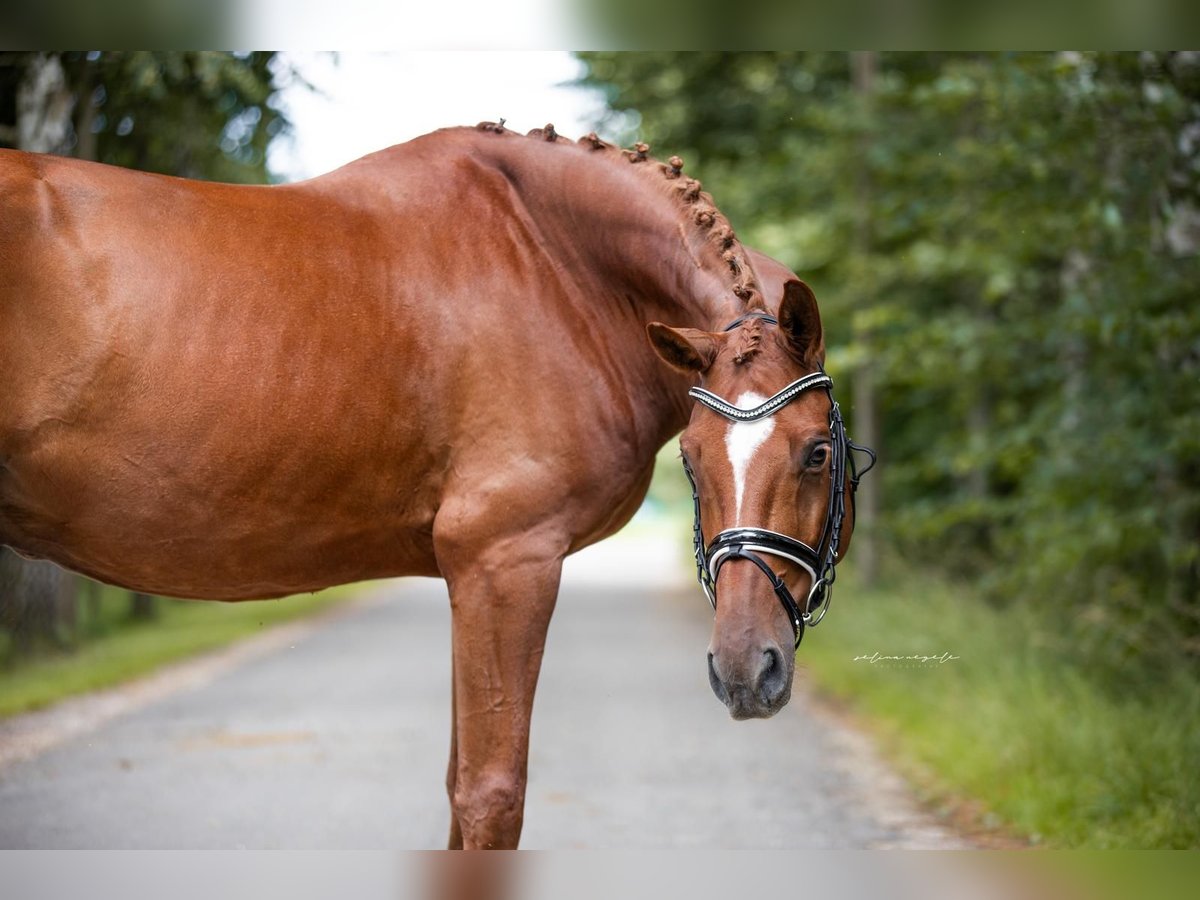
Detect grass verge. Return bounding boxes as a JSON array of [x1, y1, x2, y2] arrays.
[[0, 585, 361, 718], [797, 567, 1200, 849]]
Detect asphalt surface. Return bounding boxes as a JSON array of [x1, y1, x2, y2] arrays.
[[0, 536, 965, 849]]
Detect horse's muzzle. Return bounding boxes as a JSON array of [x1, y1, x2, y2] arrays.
[[707, 645, 793, 719]]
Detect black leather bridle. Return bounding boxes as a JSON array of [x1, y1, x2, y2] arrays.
[[680, 311, 875, 648]]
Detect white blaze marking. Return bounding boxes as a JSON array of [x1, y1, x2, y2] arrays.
[[724, 392, 774, 523]]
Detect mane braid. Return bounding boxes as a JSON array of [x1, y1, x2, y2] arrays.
[[475, 120, 765, 318], [731, 319, 765, 365]]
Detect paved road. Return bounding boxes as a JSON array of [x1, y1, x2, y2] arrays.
[[0, 537, 964, 849]]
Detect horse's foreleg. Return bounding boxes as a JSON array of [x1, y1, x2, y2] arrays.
[[438, 533, 563, 850]]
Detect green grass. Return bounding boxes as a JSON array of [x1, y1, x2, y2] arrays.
[[0, 585, 361, 718], [798, 567, 1200, 848]]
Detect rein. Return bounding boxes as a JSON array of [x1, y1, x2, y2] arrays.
[[681, 314, 875, 648]]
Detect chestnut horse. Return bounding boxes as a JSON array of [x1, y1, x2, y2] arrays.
[[0, 123, 860, 848]]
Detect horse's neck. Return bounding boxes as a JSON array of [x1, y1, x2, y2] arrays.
[[356, 130, 750, 445], [475, 133, 747, 332], [475, 133, 757, 446]]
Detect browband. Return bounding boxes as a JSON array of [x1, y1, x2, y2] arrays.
[[689, 372, 833, 422]]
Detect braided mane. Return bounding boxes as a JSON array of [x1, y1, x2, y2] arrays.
[[476, 121, 768, 363]]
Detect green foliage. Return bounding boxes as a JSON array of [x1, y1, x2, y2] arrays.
[[798, 565, 1200, 848], [63, 51, 286, 182], [578, 52, 1200, 665], [1, 51, 289, 183]]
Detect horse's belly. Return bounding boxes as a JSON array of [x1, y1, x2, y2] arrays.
[[0, 429, 441, 599]]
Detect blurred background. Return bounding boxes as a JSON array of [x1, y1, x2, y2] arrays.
[[1, 51, 1197, 851]]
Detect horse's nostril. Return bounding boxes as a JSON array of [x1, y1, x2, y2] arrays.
[[762, 649, 778, 678], [756, 646, 788, 704]]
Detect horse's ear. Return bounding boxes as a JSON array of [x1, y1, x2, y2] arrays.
[[647, 323, 718, 373], [778, 280, 825, 367]]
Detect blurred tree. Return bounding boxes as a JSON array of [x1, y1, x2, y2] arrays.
[[0, 51, 289, 182], [0, 549, 76, 653], [578, 51, 1200, 668], [0, 51, 294, 644], [849, 50, 881, 585], [128, 592, 157, 622]]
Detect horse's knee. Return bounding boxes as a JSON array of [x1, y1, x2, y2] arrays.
[[452, 770, 526, 849]]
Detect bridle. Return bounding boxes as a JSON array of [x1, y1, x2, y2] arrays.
[[680, 311, 876, 648]]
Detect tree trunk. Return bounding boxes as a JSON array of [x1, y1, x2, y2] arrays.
[[72, 60, 98, 162], [129, 592, 157, 621], [83, 578, 103, 628], [851, 50, 882, 586], [16, 52, 74, 154], [0, 549, 77, 653]]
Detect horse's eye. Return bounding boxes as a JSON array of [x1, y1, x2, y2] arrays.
[[806, 445, 829, 468]]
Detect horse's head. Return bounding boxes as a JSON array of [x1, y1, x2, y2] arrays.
[[649, 280, 869, 720]]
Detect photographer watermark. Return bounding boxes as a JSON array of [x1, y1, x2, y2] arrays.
[[852, 651, 960, 668]]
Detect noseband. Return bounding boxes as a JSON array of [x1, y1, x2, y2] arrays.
[[681, 311, 875, 648]]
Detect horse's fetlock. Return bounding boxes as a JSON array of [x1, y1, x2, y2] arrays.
[[455, 771, 523, 815], [452, 770, 525, 844]]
